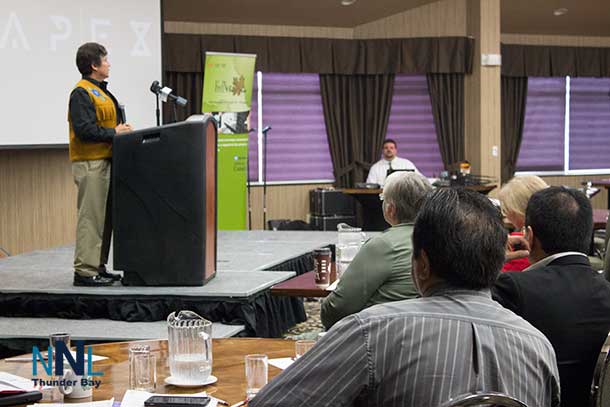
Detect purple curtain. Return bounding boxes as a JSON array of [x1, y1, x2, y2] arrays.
[[569, 77, 610, 170], [250, 73, 334, 182], [516, 77, 566, 172], [386, 75, 444, 177]]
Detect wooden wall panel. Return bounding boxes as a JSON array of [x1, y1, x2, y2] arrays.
[[353, 0, 467, 39], [0, 149, 76, 255], [247, 183, 332, 230], [0, 146, 329, 253], [464, 0, 501, 181], [164, 22, 353, 38], [501, 34, 610, 47], [539, 175, 610, 211]]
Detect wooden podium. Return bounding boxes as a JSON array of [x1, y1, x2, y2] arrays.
[[112, 118, 217, 286], [340, 188, 389, 231]]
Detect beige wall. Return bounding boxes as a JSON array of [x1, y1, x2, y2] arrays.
[[248, 183, 333, 230], [464, 0, 501, 182], [164, 21, 353, 38], [166, 0, 468, 40], [540, 175, 609, 211], [0, 145, 329, 255], [501, 33, 610, 47], [353, 0, 466, 38]]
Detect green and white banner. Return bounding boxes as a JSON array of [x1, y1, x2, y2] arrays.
[[216, 133, 249, 230], [202, 52, 256, 113], [203, 52, 256, 230]]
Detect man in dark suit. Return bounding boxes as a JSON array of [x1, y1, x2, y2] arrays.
[[493, 186, 610, 407]]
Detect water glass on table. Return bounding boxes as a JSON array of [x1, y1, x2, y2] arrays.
[[245, 354, 268, 400], [294, 340, 316, 359], [129, 344, 156, 391], [49, 332, 71, 350]]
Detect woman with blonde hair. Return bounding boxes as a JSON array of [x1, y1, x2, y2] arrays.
[[498, 175, 549, 271]]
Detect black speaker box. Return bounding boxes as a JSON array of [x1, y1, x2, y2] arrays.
[[309, 189, 355, 216], [310, 215, 356, 231]]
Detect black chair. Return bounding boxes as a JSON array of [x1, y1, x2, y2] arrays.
[[604, 215, 610, 282], [277, 220, 313, 231], [439, 392, 528, 407], [590, 332, 610, 407], [267, 219, 290, 231], [267, 219, 312, 231], [0, 247, 9, 258]]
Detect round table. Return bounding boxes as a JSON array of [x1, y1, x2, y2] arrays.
[[0, 338, 294, 405]]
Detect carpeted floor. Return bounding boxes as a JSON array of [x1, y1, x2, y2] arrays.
[[283, 299, 324, 339]]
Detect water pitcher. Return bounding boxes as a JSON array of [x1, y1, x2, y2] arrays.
[[336, 223, 366, 279], [167, 310, 213, 384]]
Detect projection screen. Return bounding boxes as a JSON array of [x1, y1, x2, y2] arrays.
[[0, 0, 162, 146]]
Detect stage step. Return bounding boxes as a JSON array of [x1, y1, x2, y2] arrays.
[[0, 317, 244, 341]]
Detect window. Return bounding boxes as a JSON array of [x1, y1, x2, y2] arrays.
[[569, 77, 610, 170], [249, 73, 334, 183], [517, 77, 566, 172], [386, 75, 444, 177], [517, 76, 610, 174], [249, 73, 446, 183]]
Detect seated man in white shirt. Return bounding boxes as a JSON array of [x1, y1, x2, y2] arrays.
[[366, 139, 420, 186]]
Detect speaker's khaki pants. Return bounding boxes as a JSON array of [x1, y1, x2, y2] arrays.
[[72, 159, 112, 277]]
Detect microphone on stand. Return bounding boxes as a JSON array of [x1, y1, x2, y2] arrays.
[[150, 80, 162, 95], [249, 126, 272, 134], [118, 104, 127, 124], [149, 80, 188, 107]]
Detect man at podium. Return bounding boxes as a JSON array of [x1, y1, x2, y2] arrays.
[[68, 42, 132, 287], [366, 139, 420, 187]]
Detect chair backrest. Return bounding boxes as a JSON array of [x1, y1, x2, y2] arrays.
[[268, 219, 313, 231], [590, 332, 610, 407], [0, 247, 9, 259], [439, 392, 528, 407], [604, 232, 610, 283], [277, 220, 312, 231], [267, 219, 291, 231]]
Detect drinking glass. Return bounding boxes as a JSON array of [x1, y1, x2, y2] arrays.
[[129, 344, 156, 391], [295, 340, 316, 359], [245, 354, 268, 400], [49, 332, 71, 350]]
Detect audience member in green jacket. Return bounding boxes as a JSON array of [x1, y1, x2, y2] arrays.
[[321, 171, 432, 329]]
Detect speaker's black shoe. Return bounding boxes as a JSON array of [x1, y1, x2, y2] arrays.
[[97, 266, 122, 281], [73, 274, 115, 287]]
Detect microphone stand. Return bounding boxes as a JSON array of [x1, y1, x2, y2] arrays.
[[247, 132, 252, 231], [155, 93, 160, 126], [172, 102, 178, 124], [261, 126, 271, 230]]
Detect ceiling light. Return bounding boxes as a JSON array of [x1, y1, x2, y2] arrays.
[[341, 0, 356, 6], [553, 7, 568, 16]]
